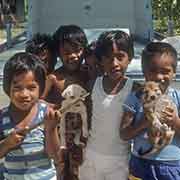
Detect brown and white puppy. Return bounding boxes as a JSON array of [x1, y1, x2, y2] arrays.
[[140, 81, 175, 156], [59, 84, 89, 149]]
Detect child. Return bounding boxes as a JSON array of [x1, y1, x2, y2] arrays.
[[120, 42, 180, 180], [82, 41, 102, 81], [42, 24, 89, 105], [25, 33, 57, 103], [79, 30, 134, 180], [0, 52, 56, 179], [25, 33, 57, 75]]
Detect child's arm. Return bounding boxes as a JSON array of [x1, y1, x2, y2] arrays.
[[0, 129, 28, 158], [161, 106, 180, 134], [119, 92, 150, 141], [120, 110, 149, 141], [41, 74, 56, 99], [45, 107, 61, 159]]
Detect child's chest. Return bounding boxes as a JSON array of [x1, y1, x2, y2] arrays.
[[55, 74, 86, 93]]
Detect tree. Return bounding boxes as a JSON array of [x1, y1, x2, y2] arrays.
[[152, 0, 180, 35]]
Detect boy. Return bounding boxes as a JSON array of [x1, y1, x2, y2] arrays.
[[0, 52, 56, 179], [25, 33, 57, 74], [120, 42, 180, 180], [82, 41, 102, 81], [42, 24, 89, 105], [79, 30, 134, 180]]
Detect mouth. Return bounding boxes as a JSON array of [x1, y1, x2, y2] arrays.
[[19, 100, 31, 105], [67, 60, 80, 66], [109, 69, 123, 78], [111, 69, 122, 74]]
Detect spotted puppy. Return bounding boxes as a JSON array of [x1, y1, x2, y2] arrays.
[[140, 81, 176, 156]]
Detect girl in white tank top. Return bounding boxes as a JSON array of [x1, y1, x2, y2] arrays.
[[80, 30, 134, 180]]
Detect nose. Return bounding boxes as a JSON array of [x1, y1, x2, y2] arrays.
[[69, 53, 79, 60], [112, 57, 119, 67], [20, 89, 29, 98], [150, 95, 156, 100]]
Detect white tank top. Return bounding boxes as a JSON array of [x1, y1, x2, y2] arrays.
[[87, 76, 133, 156]]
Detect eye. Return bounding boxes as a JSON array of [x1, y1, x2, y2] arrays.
[[12, 85, 21, 91], [143, 90, 148, 95], [26, 83, 38, 90]]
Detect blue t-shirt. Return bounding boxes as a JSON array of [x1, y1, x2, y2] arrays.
[[124, 87, 180, 161], [0, 102, 56, 179]]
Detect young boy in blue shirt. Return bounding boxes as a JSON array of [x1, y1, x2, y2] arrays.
[[120, 42, 180, 180]]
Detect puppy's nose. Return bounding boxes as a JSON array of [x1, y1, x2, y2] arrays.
[[150, 95, 156, 100]]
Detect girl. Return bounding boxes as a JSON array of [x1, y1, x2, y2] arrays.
[[0, 52, 56, 179], [79, 30, 134, 180]]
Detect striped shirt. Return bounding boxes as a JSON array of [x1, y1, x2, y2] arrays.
[[0, 102, 56, 180]]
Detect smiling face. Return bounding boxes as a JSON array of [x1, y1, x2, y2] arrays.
[[10, 71, 40, 111], [59, 41, 84, 72], [37, 48, 52, 73], [144, 53, 175, 90], [100, 43, 130, 82]]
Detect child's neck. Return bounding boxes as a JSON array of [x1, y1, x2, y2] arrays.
[[102, 76, 127, 95], [9, 103, 38, 124]]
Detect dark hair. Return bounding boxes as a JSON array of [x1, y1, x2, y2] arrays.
[[3, 52, 47, 96], [25, 33, 57, 73], [84, 41, 97, 58], [142, 42, 178, 73], [53, 25, 88, 57], [95, 30, 134, 62]]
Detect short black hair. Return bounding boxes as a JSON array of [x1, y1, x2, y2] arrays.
[[3, 52, 46, 96], [142, 42, 178, 73], [84, 41, 97, 58], [95, 30, 134, 62], [53, 24, 88, 57], [26, 33, 57, 73]]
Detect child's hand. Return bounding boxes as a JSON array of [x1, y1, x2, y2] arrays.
[[5, 127, 28, 149], [70, 146, 83, 165], [142, 115, 152, 129], [45, 108, 61, 132], [161, 106, 178, 129]]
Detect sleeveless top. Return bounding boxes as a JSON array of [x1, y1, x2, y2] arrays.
[[87, 77, 133, 158], [0, 102, 56, 180]]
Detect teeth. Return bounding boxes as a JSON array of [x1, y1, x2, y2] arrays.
[[161, 79, 165, 83]]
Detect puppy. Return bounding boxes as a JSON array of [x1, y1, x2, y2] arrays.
[[59, 84, 89, 149], [140, 81, 175, 156]]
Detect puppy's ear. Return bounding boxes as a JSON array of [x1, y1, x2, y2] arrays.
[[131, 81, 144, 92], [131, 81, 144, 98]]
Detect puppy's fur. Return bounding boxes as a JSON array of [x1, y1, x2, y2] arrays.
[[59, 84, 89, 149], [140, 81, 175, 156]]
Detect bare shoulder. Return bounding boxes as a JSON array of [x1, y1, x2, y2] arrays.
[[46, 74, 57, 83], [53, 67, 65, 80]]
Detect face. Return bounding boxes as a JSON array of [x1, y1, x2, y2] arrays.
[[101, 43, 130, 81], [37, 48, 52, 73], [59, 42, 84, 72], [144, 53, 175, 89], [142, 81, 162, 105], [10, 71, 40, 111], [83, 54, 100, 79]]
